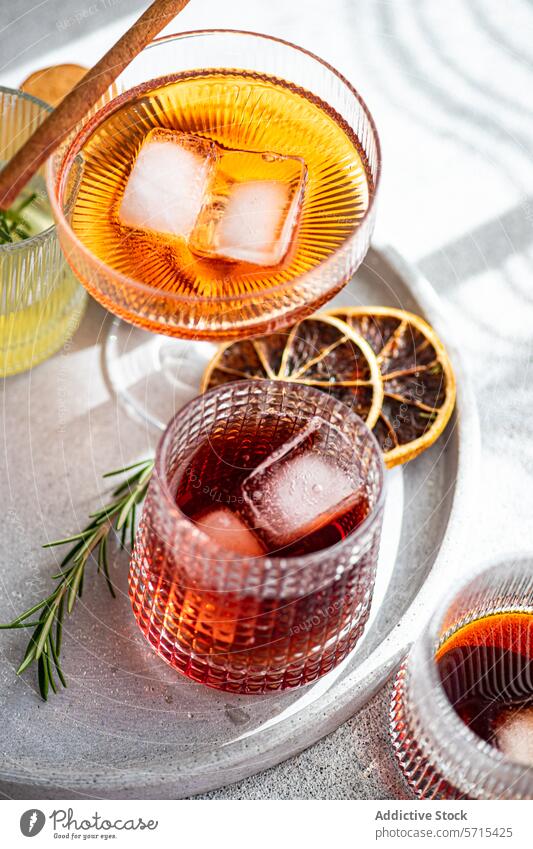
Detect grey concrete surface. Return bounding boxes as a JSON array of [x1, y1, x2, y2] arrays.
[[0, 0, 144, 73]]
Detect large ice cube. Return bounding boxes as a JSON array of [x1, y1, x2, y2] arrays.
[[239, 418, 362, 549], [119, 128, 216, 238], [193, 507, 265, 557], [190, 149, 306, 266], [494, 707, 533, 766]]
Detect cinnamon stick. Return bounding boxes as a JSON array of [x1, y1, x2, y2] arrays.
[[0, 0, 191, 209]]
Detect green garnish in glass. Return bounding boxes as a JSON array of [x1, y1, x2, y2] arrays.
[[0, 191, 38, 244]]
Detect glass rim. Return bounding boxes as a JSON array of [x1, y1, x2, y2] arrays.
[[411, 553, 533, 787], [152, 378, 386, 567], [46, 28, 381, 306], [0, 85, 56, 252]]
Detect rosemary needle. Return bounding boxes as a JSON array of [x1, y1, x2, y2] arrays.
[[0, 457, 154, 699], [0, 192, 37, 244]]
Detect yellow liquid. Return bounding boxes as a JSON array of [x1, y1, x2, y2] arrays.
[[71, 71, 372, 304], [0, 275, 85, 376], [0, 176, 86, 376]]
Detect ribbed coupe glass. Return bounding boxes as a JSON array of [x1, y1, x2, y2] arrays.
[[129, 380, 385, 694], [390, 556, 533, 800], [0, 87, 85, 376], [46, 30, 380, 429]]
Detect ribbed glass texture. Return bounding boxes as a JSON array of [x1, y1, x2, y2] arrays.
[[390, 557, 533, 799], [129, 380, 385, 693], [0, 87, 86, 376], [47, 31, 380, 341]]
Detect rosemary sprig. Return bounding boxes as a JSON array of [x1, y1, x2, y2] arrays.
[[0, 192, 37, 244], [0, 458, 154, 699]]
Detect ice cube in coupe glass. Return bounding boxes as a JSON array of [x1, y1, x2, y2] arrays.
[[190, 149, 306, 266], [119, 128, 217, 238], [240, 418, 362, 549], [193, 507, 265, 557]]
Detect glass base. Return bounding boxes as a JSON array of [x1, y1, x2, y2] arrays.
[[103, 318, 218, 431]]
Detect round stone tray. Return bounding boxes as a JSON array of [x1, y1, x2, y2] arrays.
[[0, 245, 479, 799]]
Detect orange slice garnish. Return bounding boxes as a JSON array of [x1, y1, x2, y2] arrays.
[[327, 306, 456, 467], [202, 314, 383, 428], [20, 64, 88, 107]]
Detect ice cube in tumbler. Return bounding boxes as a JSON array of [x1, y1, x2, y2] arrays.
[[193, 507, 265, 557], [119, 128, 217, 238], [239, 418, 362, 549], [494, 707, 533, 766], [190, 149, 306, 266]]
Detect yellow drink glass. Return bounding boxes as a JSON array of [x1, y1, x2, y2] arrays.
[[0, 87, 86, 376]]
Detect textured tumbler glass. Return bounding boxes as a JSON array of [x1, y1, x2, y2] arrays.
[[390, 556, 533, 800], [129, 380, 385, 694], [0, 87, 86, 376]]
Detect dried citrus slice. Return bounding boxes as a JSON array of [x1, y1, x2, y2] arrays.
[[20, 64, 88, 107], [326, 306, 456, 467], [202, 315, 384, 428]]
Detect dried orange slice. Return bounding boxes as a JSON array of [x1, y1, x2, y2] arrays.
[[327, 306, 456, 467], [20, 64, 88, 107], [202, 314, 383, 428]]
